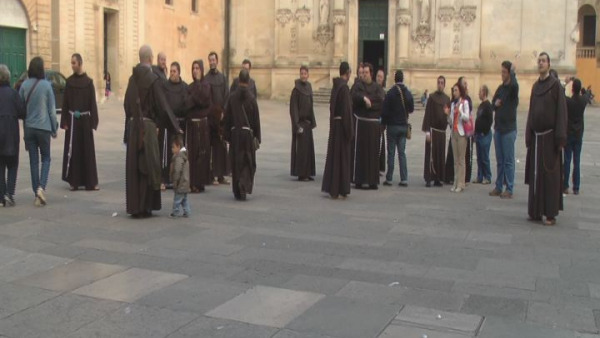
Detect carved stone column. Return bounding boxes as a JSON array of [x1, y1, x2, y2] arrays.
[[396, 0, 410, 60], [333, 9, 346, 59]]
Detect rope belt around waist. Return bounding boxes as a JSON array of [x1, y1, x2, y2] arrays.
[[535, 129, 553, 136], [190, 118, 207, 122], [354, 114, 380, 123], [129, 117, 154, 122], [231, 126, 252, 131], [430, 127, 446, 133], [66, 110, 92, 178], [332, 116, 342, 120], [177, 117, 186, 122]]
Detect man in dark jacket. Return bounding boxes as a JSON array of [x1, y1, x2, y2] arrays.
[[381, 70, 414, 187], [0, 64, 26, 207], [490, 60, 519, 199], [564, 78, 587, 195], [123, 45, 182, 218], [474, 85, 494, 184]]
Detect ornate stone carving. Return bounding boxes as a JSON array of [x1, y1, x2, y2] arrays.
[[290, 26, 298, 53], [438, 6, 455, 25], [453, 34, 460, 54], [418, 0, 430, 25], [314, 25, 334, 54], [333, 9, 346, 25], [397, 14, 411, 26], [295, 7, 311, 27], [458, 6, 477, 25], [177, 25, 188, 48], [412, 23, 434, 53], [276, 8, 294, 27]]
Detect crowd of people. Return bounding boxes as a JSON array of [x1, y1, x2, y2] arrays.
[[0, 47, 588, 225]]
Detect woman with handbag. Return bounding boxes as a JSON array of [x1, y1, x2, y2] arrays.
[[445, 82, 472, 193], [18, 57, 58, 206]]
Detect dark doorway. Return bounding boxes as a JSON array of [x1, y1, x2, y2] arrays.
[[358, 0, 388, 80], [104, 10, 118, 95], [583, 15, 596, 47], [363, 40, 385, 73]]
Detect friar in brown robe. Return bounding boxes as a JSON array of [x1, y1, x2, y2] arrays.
[[422, 76, 451, 187], [61, 53, 99, 191], [160, 61, 188, 188], [289, 66, 317, 180], [224, 69, 261, 201], [123, 45, 181, 217], [351, 63, 385, 189], [525, 53, 567, 225], [206, 52, 231, 184], [322, 62, 354, 199], [185, 60, 213, 193]]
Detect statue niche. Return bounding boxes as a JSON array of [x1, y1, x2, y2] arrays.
[[412, 0, 436, 53]]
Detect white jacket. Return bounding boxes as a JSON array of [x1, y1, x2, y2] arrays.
[[447, 99, 471, 136]]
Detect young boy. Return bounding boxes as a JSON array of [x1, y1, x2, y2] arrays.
[[170, 135, 191, 217]]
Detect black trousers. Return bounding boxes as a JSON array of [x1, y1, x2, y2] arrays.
[[0, 155, 19, 199]]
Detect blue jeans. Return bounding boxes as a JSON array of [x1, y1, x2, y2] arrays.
[[475, 132, 492, 181], [0, 156, 18, 199], [564, 134, 583, 191], [493, 130, 516, 193], [172, 192, 191, 216], [24, 128, 52, 194], [385, 125, 408, 183]]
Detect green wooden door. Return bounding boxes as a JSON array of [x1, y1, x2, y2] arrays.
[[358, 0, 388, 71], [0, 27, 27, 86]]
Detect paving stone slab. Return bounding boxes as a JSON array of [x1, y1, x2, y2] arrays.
[[71, 239, 148, 254], [0, 281, 59, 319], [478, 316, 592, 338], [476, 258, 560, 278], [73, 268, 188, 302], [394, 306, 483, 336], [590, 284, 600, 299], [270, 329, 340, 338], [397, 288, 467, 312], [68, 304, 199, 338], [17, 260, 128, 292], [0, 294, 122, 338], [167, 316, 278, 338], [335, 281, 407, 305], [460, 294, 528, 321], [527, 301, 598, 333], [337, 258, 429, 277], [281, 275, 350, 295], [379, 325, 471, 338], [287, 296, 399, 338], [0, 253, 72, 282], [206, 285, 324, 328], [136, 277, 249, 314]]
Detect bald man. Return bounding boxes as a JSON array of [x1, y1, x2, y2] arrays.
[[152, 52, 167, 81], [123, 45, 182, 218]]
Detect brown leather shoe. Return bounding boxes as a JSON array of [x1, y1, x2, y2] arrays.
[[500, 191, 513, 199], [489, 189, 502, 197]]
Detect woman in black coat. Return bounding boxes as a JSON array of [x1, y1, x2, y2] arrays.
[[0, 64, 26, 206]]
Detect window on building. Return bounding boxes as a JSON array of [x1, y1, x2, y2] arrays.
[[192, 0, 198, 13], [583, 15, 597, 47], [165, 0, 173, 6]]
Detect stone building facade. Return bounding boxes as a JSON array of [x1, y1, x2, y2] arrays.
[[231, 0, 578, 102], [0, 0, 224, 98], [1, 0, 582, 103]]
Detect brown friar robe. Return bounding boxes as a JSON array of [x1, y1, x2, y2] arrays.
[[422, 90, 450, 184], [290, 79, 317, 178], [231, 77, 257, 99], [60, 72, 99, 190], [159, 78, 188, 186], [206, 69, 230, 179], [525, 75, 567, 220], [445, 96, 473, 183], [224, 86, 261, 200], [185, 79, 213, 191], [123, 64, 180, 216], [352, 80, 385, 187], [322, 77, 354, 198]]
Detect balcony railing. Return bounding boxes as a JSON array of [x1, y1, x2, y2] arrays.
[[577, 47, 596, 59]]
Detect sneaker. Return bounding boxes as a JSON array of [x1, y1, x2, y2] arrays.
[[383, 181, 393, 186], [398, 181, 408, 187], [36, 187, 46, 205], [169, 213, 178, 218], [489, 189, 502, 197], [500, 191, 513, 199], [481, 179, 491, 185], [5, 195, 15, 207], [473, 179, 482, 184], [34, 196, 42, 207], [454, 187, 463, 193], [450, 186, 456, 192], [182, 213, 189, 218]]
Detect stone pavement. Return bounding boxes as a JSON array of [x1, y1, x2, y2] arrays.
[[0, 97, 599, 338]]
